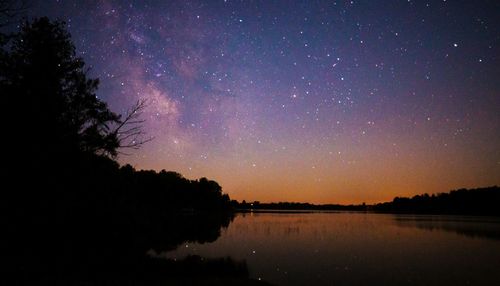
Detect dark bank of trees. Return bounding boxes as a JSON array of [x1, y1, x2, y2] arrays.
[[235, 201, 367, 212], [373, 186, 500, 216], [1, 16, 233, 223], [236, 187, 500, 216], [1, 17, 260, 285]]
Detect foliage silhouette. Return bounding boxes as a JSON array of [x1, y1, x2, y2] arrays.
[[235, 187, 500, 217], [1, 17, 259, 285], [1, 17, 152, 160], [235, 201, 367, 212], [0, 0, 28, 28], [373, 186, 500, 216]]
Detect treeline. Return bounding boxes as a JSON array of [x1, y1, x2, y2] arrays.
[[372, 186, 500, 216], [235, 201, 367, 211], [236, 186, 500, 216], [1, 17, 246, 285], [1, 17, 233, 222], [1, 16, 234, 234]]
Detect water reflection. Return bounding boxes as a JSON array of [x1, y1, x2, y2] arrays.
[[167, 212, 500, 286], [7, 212, 272, 285], [392, 215, 500, 241]]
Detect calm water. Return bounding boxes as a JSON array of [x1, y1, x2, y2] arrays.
[[165, 212, 500, 286]]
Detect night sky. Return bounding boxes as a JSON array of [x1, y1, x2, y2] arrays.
[[25, 0, 499, 203]]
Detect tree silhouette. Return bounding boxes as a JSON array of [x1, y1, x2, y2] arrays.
[[0, 0, 28, 28], [111, 98, 153, 155], [373, 186, 500, 216], [1, 17, 148, 161], [2, 17, 241, 285]]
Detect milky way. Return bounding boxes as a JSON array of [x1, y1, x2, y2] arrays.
[[25, 0, 499, 203]]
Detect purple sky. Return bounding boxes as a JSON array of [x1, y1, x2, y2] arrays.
[[24, 0, 500, 203]]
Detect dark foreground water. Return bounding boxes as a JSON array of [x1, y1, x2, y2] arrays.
[[164, 212, 500, 286]]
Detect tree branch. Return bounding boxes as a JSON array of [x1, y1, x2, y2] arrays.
[[112, 99, 153, 154]]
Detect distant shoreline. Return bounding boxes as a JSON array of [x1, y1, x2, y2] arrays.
[[233, 186, 500, 217], [235, 209, 500, 218], [236, 209, 362, 214]]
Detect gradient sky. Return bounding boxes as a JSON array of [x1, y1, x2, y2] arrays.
[[24, 0, 500, 204]]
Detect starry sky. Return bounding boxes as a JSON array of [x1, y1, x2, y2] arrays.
[[25, 0, 500, 204]]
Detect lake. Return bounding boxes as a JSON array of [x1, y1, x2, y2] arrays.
[[163, 212, 500, 286]]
